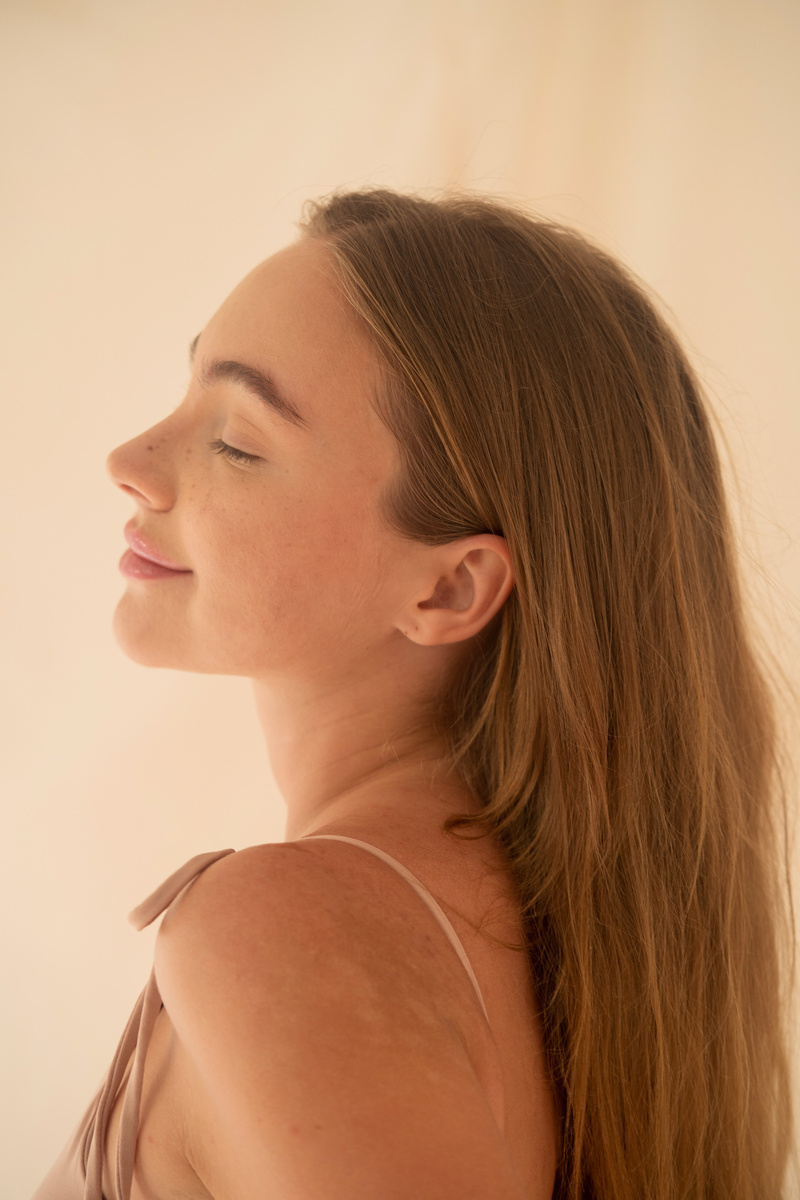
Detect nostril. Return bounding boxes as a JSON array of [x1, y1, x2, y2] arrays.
[[118, 483, 148, 501]]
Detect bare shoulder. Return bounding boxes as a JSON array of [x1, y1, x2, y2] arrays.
[[152, 841, 532, 1199], [156, 839, 355, 964], [154, 836, 489, 1056], [155, 838, 444, 1002], [155, 840, 400, 1037]]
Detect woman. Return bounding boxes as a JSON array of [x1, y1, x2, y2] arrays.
[[34, 188, 795, 1199]]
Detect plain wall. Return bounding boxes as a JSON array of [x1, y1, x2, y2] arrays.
[[1, 0, 798, 1193]]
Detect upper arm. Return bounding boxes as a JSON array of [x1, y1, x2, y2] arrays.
[[154, 843, 526, 1200]]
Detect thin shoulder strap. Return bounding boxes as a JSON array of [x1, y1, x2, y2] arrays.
[[302, 834, 490, 1026], [110, 849, 235, 1199]]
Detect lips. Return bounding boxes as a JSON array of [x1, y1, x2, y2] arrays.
[[121, 521, 192, 579]]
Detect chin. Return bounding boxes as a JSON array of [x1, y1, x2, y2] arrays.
[[111, 593, 258, 676], [111, 594, 194, 671]]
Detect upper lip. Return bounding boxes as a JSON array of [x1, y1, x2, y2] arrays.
[[124, 521, 191, 571]]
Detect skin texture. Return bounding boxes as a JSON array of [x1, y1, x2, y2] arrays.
[[105, 238, 558, 1198]]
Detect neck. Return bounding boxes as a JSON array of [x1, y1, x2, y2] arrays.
[[250, 673, 473, 842]]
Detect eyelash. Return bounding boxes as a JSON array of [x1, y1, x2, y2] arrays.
[[208, 438, 262, 466]]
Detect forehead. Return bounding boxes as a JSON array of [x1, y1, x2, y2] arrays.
[[201, 238, 389, 442]]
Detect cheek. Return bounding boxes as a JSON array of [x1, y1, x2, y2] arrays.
[[191, 490, 377, 638]]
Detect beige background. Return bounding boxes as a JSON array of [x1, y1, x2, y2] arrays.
[[1, 0, 798, 1194]]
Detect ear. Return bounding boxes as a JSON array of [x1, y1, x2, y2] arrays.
[[395, 535, 514, 647]]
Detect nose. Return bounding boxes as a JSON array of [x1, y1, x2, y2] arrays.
[[106, 417, 179, 511]]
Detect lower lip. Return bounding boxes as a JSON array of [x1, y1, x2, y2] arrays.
[[119, 549, 192, 580]]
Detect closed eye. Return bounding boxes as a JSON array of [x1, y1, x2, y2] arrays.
[[208, 438, 263, 466]]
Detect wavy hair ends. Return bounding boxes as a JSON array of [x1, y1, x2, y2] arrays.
[[300, 186, 797, 1200]]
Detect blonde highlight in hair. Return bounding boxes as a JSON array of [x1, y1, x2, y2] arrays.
[[301, 187, 797, 1199]]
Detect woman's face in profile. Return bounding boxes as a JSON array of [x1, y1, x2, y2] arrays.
[[107, 238, 411, 683]]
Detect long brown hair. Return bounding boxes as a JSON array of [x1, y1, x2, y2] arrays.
[[301, 188, 797, 1199]]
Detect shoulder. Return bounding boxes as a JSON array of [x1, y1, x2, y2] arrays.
[[157, 839, 341, 944], [155, 840, 378, 1007], [153, 837, 461, 1049], [151, 841, 527, 1197], [155, 838, 413, 981]]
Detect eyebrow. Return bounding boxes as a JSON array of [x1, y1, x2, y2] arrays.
[[189, 334, 308, 430]]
